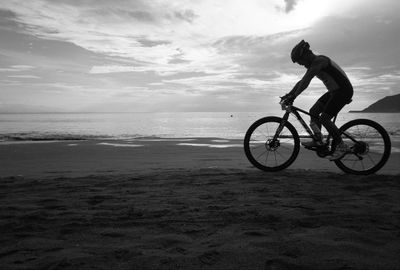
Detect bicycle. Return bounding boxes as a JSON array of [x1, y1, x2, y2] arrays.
[[244, 97, 391, 175]]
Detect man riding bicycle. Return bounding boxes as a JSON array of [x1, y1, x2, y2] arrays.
[[282, 40, 354, 161]]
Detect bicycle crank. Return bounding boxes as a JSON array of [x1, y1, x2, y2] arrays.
[[316, 145, 332, 158]]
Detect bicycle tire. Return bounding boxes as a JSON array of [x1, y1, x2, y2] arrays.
[[244, 116, 300, 171], [334, 119, 391, 175]]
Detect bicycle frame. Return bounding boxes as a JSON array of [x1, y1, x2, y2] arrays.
[[274, 104, 335, 142], [276, 103, 360, 146]]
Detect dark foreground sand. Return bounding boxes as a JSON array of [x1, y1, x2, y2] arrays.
[[0, 138, 399, 269]]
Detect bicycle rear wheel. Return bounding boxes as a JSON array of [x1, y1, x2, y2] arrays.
[[335, 119, 391, 175], [244, 116, 300, 171]]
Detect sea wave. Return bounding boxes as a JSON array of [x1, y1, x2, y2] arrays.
[[0, 132, 203, 142], [0, 127, 399, 143], [0, 132, 109, 142], [388, 129, 400, 137]]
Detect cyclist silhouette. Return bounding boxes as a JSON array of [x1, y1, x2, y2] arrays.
[[282, 40, 353, 160]]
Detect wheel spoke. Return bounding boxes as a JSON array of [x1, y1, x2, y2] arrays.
[[256, 150, 267, 160], [276, 150, 286, 161], [351, 158, 358, 169], [366, 153, 376, 166], [265, 149, 270, 165], [265, 123, 270, 137], [253, 129, 269, 140], [279, 144, 291, 150], [251, 143, 265, 150]]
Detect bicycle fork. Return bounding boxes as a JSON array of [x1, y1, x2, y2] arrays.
[[272, 112, 290, 141]]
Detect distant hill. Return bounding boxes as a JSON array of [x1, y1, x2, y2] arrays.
[[350, 93, 400, 113]]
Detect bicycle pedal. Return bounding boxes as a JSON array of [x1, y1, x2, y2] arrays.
[[302, 143, 321, 150]]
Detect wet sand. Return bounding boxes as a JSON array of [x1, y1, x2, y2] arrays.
[[0, 138, 399, 269], [0, 138, 399, 177]]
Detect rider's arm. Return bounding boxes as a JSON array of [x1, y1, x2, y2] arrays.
[[292, 58, 328, 98], [288, 81, 301, 96]]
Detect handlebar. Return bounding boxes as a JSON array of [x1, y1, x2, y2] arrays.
[[279, 96, 293, 111]]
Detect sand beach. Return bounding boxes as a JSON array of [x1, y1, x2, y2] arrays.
[[0, 138, 399, 269]]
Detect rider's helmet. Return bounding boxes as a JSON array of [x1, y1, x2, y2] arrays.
[[291, 40, 310, 63]]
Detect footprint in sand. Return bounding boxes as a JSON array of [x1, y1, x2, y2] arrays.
[[198, 250, 220, 265], [265, 259, 317, 270], [86, 195, 112, 206]]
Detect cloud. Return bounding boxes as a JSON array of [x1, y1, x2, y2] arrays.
[[0, 8, 20, 30], [89, 65, 140, 74], [173, 9, 197, 23], [0, 8, 17, 20], [91, 8, 156, 23], [0, 65, 35, 72], [7, 75, 40, 79], [137, 38, 171, 47], [284, 0, 299, 13]]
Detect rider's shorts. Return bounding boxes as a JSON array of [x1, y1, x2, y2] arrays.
[[317, 88, 353, 117]]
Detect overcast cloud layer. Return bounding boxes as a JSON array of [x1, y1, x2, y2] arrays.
[[0, 0, 399, 112]]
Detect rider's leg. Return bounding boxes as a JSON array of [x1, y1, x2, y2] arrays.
[[320, 90, 353, 160], [309, 101, 324, 141], [319, 112, 341, 143], [307, 93, 330, 143], [302, 102, 325, 148], [320, 112, 349, 161], [320, 90, 353, 142]]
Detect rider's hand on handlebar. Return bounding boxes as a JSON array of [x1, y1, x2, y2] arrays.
[[281, 93, 295, 105]]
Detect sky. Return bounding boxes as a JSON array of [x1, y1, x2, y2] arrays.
[[0, 0, 399, 112]]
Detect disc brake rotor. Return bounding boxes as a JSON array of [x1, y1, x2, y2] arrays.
[[266, 139, 280, 151], [353, 141, 369, 155]]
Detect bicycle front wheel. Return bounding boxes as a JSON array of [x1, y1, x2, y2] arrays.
[[244, 116, 300, 172], [335, 119, 391, 175]]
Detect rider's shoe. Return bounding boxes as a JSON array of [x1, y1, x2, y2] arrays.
[[329, 142, 350, 161], [302, 139, 323, 149]]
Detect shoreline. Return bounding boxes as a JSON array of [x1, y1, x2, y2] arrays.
[[1, 137, 399, 177], [348, 110, 400, 113]]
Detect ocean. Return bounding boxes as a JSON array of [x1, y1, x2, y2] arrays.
[[0, 112, 399, 142]]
